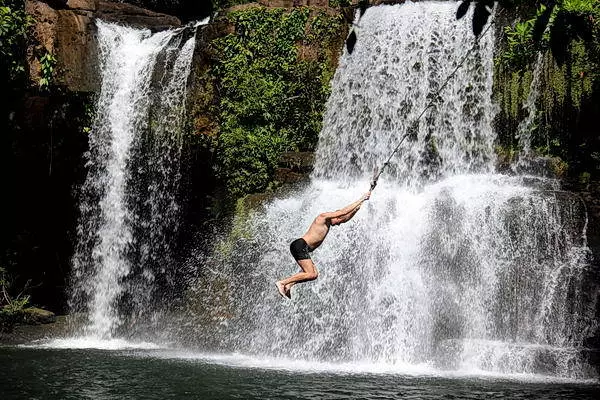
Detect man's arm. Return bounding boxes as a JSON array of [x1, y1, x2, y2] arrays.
[[321, 192, 370, 219], [332, 202, 362, 224]]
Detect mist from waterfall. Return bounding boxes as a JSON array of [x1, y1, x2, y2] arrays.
[[190, 2, 599, 380], [69, 20, 199, 340]]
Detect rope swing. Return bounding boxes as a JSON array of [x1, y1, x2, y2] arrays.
[[367, 8, 499, 192]]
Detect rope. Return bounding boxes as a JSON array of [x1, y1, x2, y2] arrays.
[[369, 11, 499, 192]]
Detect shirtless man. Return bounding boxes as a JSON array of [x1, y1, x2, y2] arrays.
[[276, 192, 371, 299]]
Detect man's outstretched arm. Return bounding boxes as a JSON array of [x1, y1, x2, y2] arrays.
[[321, 192, 370, 219]]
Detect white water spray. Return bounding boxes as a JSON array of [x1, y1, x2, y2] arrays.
[[70, 20, 199, 340], [193, 2, 598, 380]]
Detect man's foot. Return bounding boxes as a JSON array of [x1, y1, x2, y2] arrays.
[[275, 282, 288, 299], [284, 284, 292, 299]]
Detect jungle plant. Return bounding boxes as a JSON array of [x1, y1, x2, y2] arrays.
[[329, 0, 352, 7], [39, 52, 57, 88], [0, 266, 30, 331], [0, 0, 33, 82], [456, 1, 599, 70], [212, 7, 343, 197]]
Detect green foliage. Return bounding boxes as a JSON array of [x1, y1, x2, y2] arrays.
[[562, 0, 597, 14], [38, 52, 57, 88], [499, 0, 599, 71], [2, 295, 29, 314], [0, 267, 30, 309], [212, 7, 343, 197], [329, 0, 352, 7], [493, 2, 600, 176], [0, 0, 33, 82], [82, 99, 96, 135], [0, 267, 7, 304], [579, 171, 591, 184], [0, 266, 30, 331], [214, 197, 256, 259], [549, 156, 569, 177], [500, 14, 538, 70], [218, 126, 286, 197]]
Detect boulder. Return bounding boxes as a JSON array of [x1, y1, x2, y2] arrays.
[[278, 152, 315, 173], [96, 1, 181, 30], [0, 315, 69, 344], [22, 307, 57, 325], [66, 0, 98, 11], [274, 168, 308, 184], [274, 152, 314, 184]]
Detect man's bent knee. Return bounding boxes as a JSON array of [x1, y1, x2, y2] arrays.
[[307, 271, 318, 281]]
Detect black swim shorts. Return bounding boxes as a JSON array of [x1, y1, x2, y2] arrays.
[[290, 238, 313, 261]]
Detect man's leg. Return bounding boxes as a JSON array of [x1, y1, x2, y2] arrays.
[[276, 259, 319, 298]]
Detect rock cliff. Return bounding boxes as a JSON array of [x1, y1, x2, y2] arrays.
[[26, 0, 181, 92]]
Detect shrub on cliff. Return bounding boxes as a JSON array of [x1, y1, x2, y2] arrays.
[[498, 0, 599, 70], [211, 6, 344, 197], [0, 0, 32, 84], [492, 0, 600, 176]]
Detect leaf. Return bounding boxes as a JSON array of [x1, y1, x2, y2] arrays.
[[346, 29, 357, 54], [472, 2, 491, 36], [456, 0, 471, 20], [531, 4, 554, 43]]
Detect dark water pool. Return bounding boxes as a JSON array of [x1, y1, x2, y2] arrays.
[[1, 346, 599, 399]]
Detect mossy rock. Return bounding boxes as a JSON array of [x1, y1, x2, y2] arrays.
[[22, 307, 56, 325]]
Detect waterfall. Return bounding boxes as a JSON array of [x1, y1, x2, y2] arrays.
[[69, 20, 200, 339], [515, 53, 546, 172], [314, 2, 496, 187], [193, 2, 599, 379]]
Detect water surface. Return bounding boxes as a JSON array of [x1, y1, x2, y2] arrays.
[[1, 347, 598, 399]]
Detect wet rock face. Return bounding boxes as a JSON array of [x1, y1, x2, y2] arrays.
[[25, 0, 181, 92], [104, 1, 213, 21], [66, 0, 97, 10], [96, 1, 180, 29], [27, 1, 98, 91], [274, 152, 315, 184]]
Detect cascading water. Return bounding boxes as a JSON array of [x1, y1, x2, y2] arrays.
[[192, 2, 599, 379], [315, 2, 496, 187], [514, 53, 546, 173], [516, 54, 545, 158], [69, 20, 200, 340]]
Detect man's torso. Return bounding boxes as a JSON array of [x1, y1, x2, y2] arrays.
[[301, 216, 331, 249]]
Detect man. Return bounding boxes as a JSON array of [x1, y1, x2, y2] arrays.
[[276, 192, 371, 299]]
